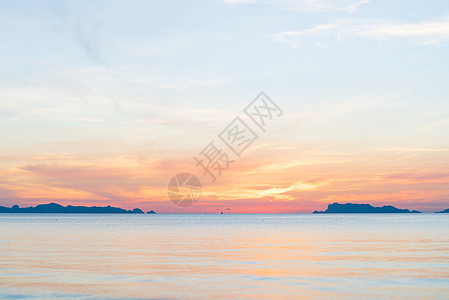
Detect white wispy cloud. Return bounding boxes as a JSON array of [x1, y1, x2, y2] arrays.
[[222, 0, 370, 12], [357, 17, 449, 43], [223, 0, 255, 4], [419, 118, 449, 130], [274, 16, 449, 46], [377, 147, 449, 152]]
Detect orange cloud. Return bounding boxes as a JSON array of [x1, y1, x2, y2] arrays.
[[1, 147, 449, 213]]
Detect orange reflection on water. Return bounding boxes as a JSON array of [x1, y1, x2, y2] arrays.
[[1, 214, 448, 299]]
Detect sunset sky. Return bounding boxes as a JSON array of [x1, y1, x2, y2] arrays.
[[1, 0, 449, 213]]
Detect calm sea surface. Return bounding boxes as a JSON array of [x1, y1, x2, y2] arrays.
[[1, 214, 448, 299]]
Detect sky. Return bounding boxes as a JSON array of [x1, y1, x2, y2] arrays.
[[1, 0, 449, 213]]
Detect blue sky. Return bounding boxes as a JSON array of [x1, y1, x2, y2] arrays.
[[1, 0, 449, 212]]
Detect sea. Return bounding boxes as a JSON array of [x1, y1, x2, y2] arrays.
[[0, 214, 448, 299]]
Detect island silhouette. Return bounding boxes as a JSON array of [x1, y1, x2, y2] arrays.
[[435, 208, 449, 213], [1, 202, 446, 214], [0, 203, 155, 214], [313, 203, 422, 213]]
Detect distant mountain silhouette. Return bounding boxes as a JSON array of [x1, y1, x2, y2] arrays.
[[147, 210, 156, 214], [313, 203, 421, 213], [0, 203, 147, 214], [435, 208, 449, 213]]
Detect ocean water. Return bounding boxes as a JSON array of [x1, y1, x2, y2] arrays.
[[0, 214, 448, 299]]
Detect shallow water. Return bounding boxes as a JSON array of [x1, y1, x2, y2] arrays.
[[1, 214, 448, 299]]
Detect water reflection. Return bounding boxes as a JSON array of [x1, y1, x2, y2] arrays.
[[1, 214, 448, 299]]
